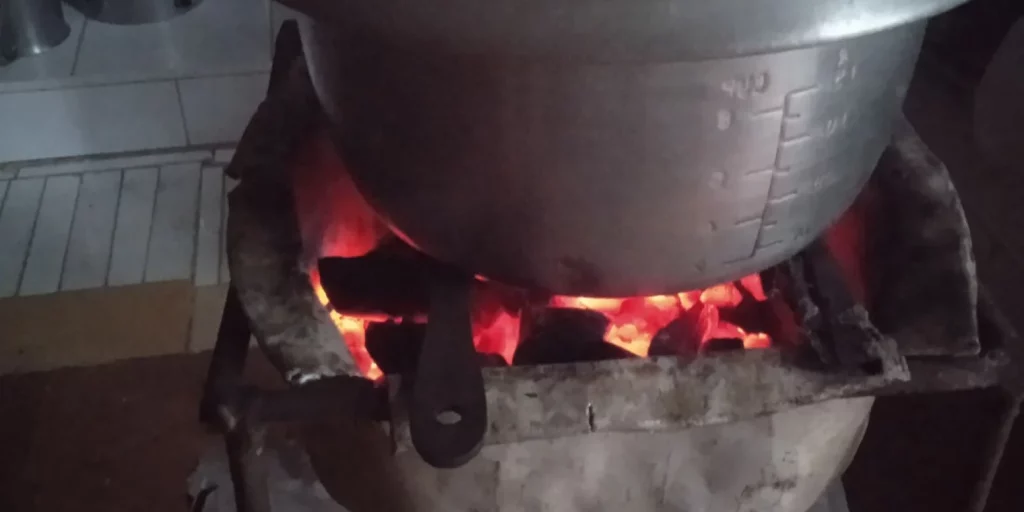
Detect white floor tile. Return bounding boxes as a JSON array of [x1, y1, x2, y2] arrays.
[[0, 6, 85, 83], [17, 149, 211, 178], [0, 179, 44, 297], [108, 167, 158, 286], [178, 73, 268, 145], [61, 171, 121, 291], [74, 0, 271, 78], [213, 148, 236, 165], [0, 68, 269, 95], [195, 165, 223, 286], [0, 81, 187, 162], [19, 176, 81, 296], [145, 163, 201, 282]]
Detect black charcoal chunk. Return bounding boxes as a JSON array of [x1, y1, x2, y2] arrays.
[[513, 308, 634, 365]]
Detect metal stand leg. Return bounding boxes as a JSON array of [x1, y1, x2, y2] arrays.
[[967, 390, 1022, 512], [197, 279, 387, 512], [200, 285, 272, 512], [200, 286, 251, 426], [226, 422, 272, 512]]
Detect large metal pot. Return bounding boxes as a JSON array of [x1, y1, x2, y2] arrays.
[[281, 0, 967, 297]]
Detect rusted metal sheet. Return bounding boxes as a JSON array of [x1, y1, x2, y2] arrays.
[[225, 24, 361, 382], [228, 162, 360, 382], [388, 397, 874, 512], [861, 117, 980, 356], [389, 346, 905, 449]]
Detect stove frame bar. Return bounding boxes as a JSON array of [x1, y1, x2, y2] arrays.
[[198, 282, 1021, 512]]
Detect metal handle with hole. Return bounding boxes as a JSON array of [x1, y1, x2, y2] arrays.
[[407, 271, 487, 468]]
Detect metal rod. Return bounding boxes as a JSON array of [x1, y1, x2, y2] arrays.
[[254, 376, 389, 424], [225, 423, 272, 512], [200, 286, 253, 427], [967, 389, 1022, 512]]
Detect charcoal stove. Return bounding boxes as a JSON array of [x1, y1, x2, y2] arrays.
[[197, 21, 1024, 512]]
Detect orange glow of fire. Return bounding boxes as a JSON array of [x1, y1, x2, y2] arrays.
[[472, 308, 520, 364], [310, 268, 522, 380], [550, 274, 772, 356], [301, 144, 771, 380], [311, 267, 772, 379], [310, 268, 384, 380]]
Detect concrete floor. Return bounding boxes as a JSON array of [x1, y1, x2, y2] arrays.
[[0, 353, 213, 511]]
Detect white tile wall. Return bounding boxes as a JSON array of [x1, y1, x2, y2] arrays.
[[0, 81, 188, 162], [19, 176, 81, 296], [195, 166, 224, 286], [0, 179, 45, 298], [0, 0, 275, 164], [0, 161, 234, 295], [213, 148, 236, 165], [61, 171, 122, 291], [0, 0, 275, 293], [145, 163, 201, 282], [178, 73, 269, 145], [17, 150, 211, 179], [108, 168, 159, 286]]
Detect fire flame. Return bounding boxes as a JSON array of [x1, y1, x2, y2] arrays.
[[550, 274, 771, 356], [309, 268, 522, 380], [472, 308, 521, 364], [298, 140, 770, 380], [312, 268, 772, 379], [310, 269, 384, 380]]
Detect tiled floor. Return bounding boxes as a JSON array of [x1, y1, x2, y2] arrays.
[[0, 81, 189, 161], [72, 0, 272, 78], [178, 73, 272, 145], [0, 149, 236, 298], [0, 148, 239, 374], [0, 0, 296, 163], [0, 0, 285, 370], [0, 71, 268, 162]]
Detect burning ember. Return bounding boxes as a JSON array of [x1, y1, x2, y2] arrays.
[[310, 270, 386, 380], [310, 269, 772, 380], [549, 274, 772, 357]]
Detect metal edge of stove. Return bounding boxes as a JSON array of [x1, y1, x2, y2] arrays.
[[224, 19, 362, 384], [196, 278, 1017, 512], [387, 350, 900, 449], [383, 296, 1011, 452], [868, 117, 981, 357]]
